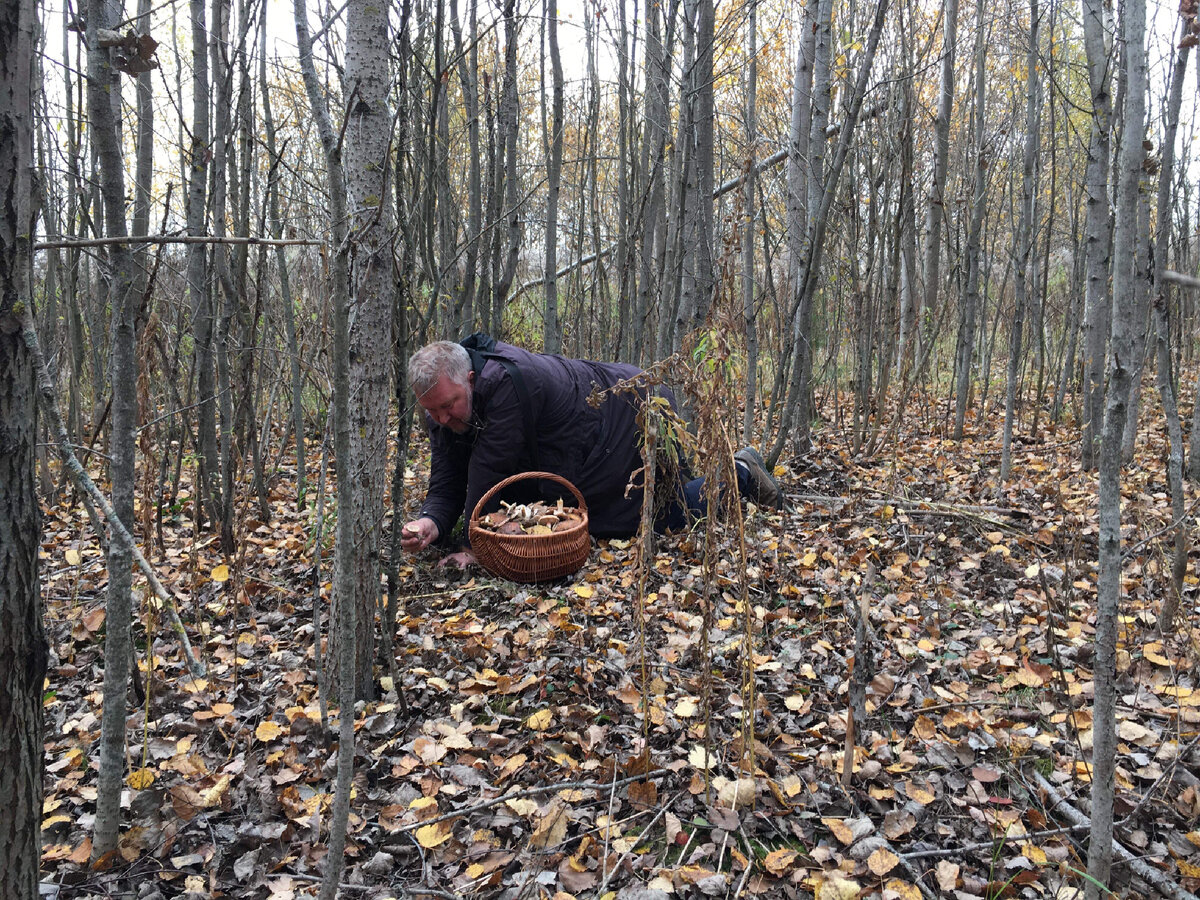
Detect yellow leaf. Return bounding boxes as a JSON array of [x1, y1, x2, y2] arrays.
[[1179, 859, 1200, 878], [904, 781, 936, 805], [211, 703, 234, 716], [416, 822, 452, 849], [675, 698, 698, 717], [529, 801, 570, 849], [211, 564, 230, 583], [1144, 643, 1172, 667], [883, 878, 923, 900], [688, 745, 714, 770], [821, 817, 856, 846], [202, 773, 231, 807], [64, 548, 81, 566], [868, 847, 900, 876], [816, 875, 860, 900], [505, 798, 539, 818], [255, 721, 284, 742], [126, 768, 156, 790], [526, 708, 554, 731], [572, 584, 594, 599], [763, 848, 798, 875], [1020, 842, 1048, 865]]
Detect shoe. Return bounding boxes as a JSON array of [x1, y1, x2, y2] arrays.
[[734, 446, 783, 509]]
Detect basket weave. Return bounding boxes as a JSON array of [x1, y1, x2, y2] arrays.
[[469, 471, 591, 582]]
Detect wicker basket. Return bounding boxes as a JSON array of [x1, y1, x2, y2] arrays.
[[469, 471, 591, 583]]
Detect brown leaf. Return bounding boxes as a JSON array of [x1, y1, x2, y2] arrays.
[[529, 800, 570, 849]]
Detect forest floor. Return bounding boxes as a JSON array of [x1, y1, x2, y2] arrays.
[[36, 397, 1200, 900]]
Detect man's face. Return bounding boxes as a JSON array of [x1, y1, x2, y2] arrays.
[[418, 373, 474, 433]]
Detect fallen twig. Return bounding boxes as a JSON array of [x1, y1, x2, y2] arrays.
[[392, 770, 668, 833], [1033, 771, 1200, 900]]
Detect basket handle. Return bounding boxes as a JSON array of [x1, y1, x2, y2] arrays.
[[470, 471, 588, 523]]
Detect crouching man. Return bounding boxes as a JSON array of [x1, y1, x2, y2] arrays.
[[400, 335, 781, 567]]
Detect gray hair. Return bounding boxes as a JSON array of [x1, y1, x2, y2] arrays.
[[409, 341, 471, 396]]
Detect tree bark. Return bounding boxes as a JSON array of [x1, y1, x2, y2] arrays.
[[1088, 0, 1146, 892], [0, 0, 48, 892], [87, 0, 142, 861], [921, 0, 958, 347], [336, 0, 395, 701], [543, 0, 564, 353], [1150, 16, 1191, 628], [1081, 0, 1114, 470], [260, 26, 307, 506], [1001, 0, 1041, 483], [954, 1, 989, 441], [292, 0, 358, 893], [770, 0, 890, 465], [742, 0, 759, 445]]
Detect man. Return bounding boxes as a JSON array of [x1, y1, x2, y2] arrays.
[[401, 335, 781, 566]]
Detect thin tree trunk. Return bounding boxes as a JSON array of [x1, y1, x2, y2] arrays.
[[921, 0, 958, 348], [0, 0, 47, 890], [260, 28, 307, 505], [1081, 0, 1115, 470], [88, 0, 142, 860], [339, 0, 395, 700], [954, 0, 988, 441], [292, 0, 357, 895], [1001, 0, 1041, 483], [188, 0, 220, 526], [1151, 16, 1191, 628], [742, 0, 759, 445], [543, 0, 564, 352], [449, 0, 480, 333], [769, 0, 890, 465], [1089, 0, 1146, 892]]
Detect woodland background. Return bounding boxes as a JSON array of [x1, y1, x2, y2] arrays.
[[5, 0, 1200, 897]]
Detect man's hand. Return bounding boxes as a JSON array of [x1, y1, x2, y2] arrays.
[[438, 549, 476, 568], [400, 517, 439, 552]]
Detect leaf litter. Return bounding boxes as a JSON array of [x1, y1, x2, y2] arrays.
[[36, 402, 1200, 899]]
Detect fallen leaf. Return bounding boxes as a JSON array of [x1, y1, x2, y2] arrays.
[[763, 848, 798, 875], [868, 847, 900, 876], [816, 875, 860, 900], [415, 822, 452, 849], [526, 708, 554, 731], [529, 801, 570, 849], [126, 768, 155, 789]]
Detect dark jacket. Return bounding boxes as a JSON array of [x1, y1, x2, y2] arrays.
[[419, 342, 660, 541]]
